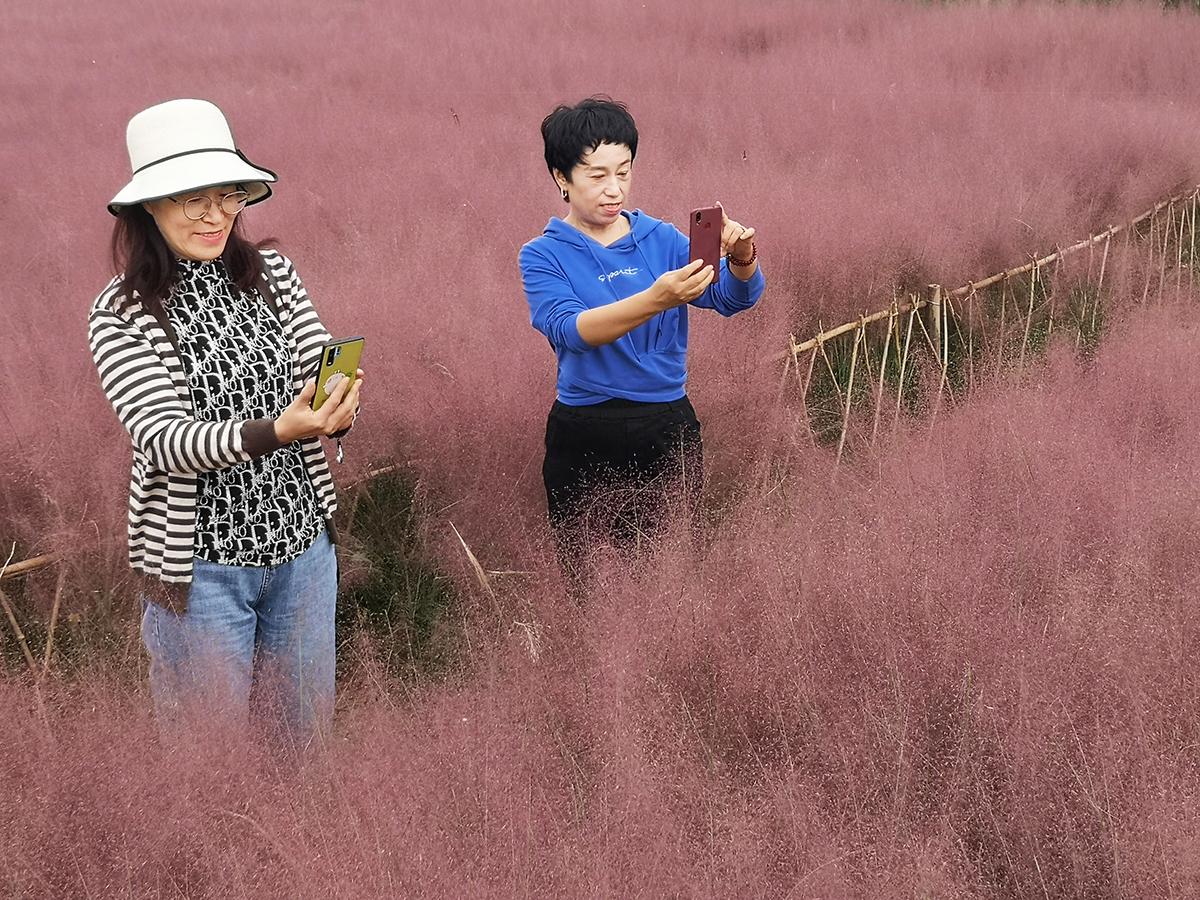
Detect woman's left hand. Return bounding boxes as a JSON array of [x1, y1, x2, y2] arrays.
[[716, 202, 756, 263]]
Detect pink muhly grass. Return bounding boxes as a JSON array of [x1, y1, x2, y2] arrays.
[[4, 310, 1200, 895], [3, 0, 1200, 895], [2, 0, 1199, 570]]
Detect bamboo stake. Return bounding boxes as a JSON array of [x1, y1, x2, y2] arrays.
[[1080, 240, 1094, 351], [859, 319, 877, 393], [0, 545, 37, 675], [997, 277, 1008, 369], [943, 295, 966, 402], [1018, 262, 1039, 372], [777, 341, 794, 403], [1176, 194, 1186, 299], [1157, 202, 1174, 303], [967, 290, 976, 391], [912, 293, 942, 360], [835, 321, 863, 466], [892, 305, 917, 434], [1141, 208, 1156, 306], [798, 344, 819, 449], [941, 289, 949, 383], [40, 565, 67, 680], [925, 284, 944, 368], [922, 284, 951, 422], [1086, 232, 1095, 286], [1094, 232, 1108, 340], [0, 554, 59, 581], [0, 590, 35, 673], [1191, 192, 1197, 293], [1046, 250, 1061, 341], [869, 304, 896, 447], [817, 334, 846, 416]]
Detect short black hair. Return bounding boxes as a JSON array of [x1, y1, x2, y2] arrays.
[[541, 96, 638, 182]]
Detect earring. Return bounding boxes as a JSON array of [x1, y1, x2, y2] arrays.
[[561, 188, 569, 202]]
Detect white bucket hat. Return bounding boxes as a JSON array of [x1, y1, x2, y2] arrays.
[[108, 99, 277, 216]]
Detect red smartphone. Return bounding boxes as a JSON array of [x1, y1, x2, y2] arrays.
[[689, 206, 722, 275]]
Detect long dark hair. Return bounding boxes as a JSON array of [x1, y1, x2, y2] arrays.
[[110, 204, 271, 316]]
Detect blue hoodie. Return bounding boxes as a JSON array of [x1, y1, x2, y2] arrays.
[[518, 209, 765, 405]]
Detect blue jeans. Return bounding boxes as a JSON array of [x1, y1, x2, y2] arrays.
[[141, 530, 337, 743]]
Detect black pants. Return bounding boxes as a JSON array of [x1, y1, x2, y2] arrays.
[[542, 396, 703, 570]]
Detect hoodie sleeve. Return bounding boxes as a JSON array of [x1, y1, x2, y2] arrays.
[[519, 242, 592, 353], [673, 227, 765, 317]]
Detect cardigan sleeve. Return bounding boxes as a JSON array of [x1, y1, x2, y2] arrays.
[[88, 299, 262, 475]]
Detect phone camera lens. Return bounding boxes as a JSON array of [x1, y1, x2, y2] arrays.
[[695, 212, 702, 223]]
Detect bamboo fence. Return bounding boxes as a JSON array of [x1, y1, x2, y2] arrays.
[[778, 184, 1199, 462]]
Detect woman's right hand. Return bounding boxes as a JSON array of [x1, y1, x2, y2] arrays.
[[652, 260, 715, 310], [274, 370, 364, 444]]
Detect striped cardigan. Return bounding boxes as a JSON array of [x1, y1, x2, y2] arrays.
[[88, 249, 341, 599]]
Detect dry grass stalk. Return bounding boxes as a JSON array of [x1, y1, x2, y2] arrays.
[[448, 521, 503, 620], [513, 620, 542, 662]]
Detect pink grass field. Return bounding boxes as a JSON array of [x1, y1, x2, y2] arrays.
[[3, 0, 1200, 895]]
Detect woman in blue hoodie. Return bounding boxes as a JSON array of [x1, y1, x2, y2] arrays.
[[519, 97, 765, 571]]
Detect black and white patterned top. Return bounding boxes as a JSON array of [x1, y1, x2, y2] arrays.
[[163, 259, 323, 567], [89, 249, 343, 591]]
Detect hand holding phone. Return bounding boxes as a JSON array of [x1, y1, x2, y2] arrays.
[[273, 337, 365, 445], [689, 206, 723, 275], [652, 259, 715, 309], [311, 337, 365, 411]]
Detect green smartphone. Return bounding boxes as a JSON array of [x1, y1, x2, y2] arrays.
[[311, 337, 364, 411]]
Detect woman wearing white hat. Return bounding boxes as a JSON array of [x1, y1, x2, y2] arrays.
[[89, 99, 361, 741]]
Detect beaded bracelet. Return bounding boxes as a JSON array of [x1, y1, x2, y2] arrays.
[[728, 241, 757, 268]]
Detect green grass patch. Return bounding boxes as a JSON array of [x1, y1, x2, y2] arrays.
[[334, 468, 455, 681]]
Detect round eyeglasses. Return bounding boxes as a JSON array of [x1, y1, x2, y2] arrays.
[[170, 190, 250, 221]]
